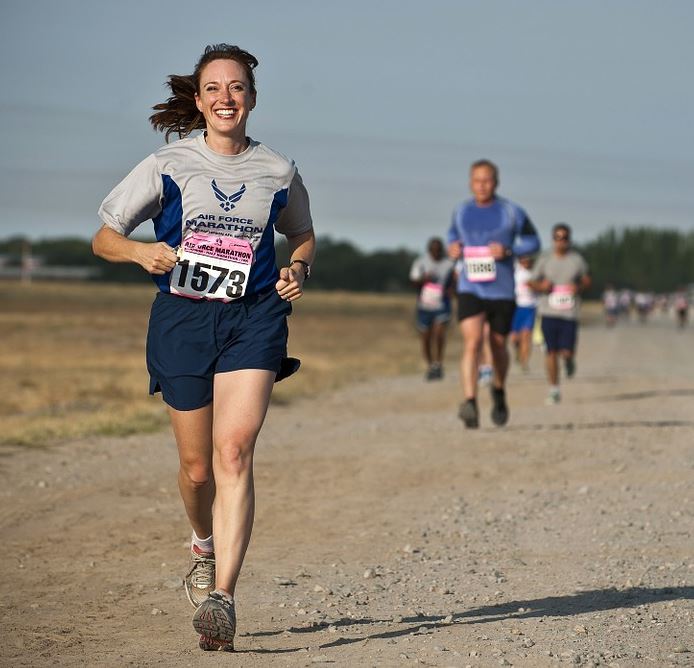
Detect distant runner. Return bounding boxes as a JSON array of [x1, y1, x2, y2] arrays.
[[509, 255, 537, 372], [409, 238, 455, 380], [634, 292, 653, 323], [528, 223, 590, 405], [448, 159, 540, 428], [673, 288, 689, 329], [602, 284, 619, 327]]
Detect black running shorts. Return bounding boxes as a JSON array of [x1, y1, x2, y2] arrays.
[[456, 293, 516, 335]]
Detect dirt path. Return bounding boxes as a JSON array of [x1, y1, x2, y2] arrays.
[[2, 319, 693, 667]]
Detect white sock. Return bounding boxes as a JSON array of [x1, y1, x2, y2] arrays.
[[192, 531, 214, 553], [550, 385, 560, 394]]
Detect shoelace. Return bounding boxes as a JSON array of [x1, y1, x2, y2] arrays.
[[188, 553, 215, 588]]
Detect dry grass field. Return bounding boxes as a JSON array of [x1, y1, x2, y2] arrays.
[[1, 281, 433, 447], [1, 281, 603, 448]]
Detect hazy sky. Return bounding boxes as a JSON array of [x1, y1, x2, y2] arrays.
[[1, 0, 692, 251]]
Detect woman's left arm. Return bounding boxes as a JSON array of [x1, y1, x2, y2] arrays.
[[276, 229, 316, 301]]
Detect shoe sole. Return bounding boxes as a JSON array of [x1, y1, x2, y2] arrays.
[[199, 635, 235, 652], [458, 403, 479, 429], [193, 600, 236, 649]]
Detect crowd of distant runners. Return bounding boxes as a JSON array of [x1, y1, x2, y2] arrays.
[[410, 159, 593, 418]]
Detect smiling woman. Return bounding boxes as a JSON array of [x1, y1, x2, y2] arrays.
[[91, 43, 316, 653], [149, 44, 258, 145]]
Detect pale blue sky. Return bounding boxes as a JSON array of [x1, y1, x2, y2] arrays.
[[1, 0, 692, 250]]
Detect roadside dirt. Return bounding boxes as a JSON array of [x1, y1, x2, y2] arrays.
[[2, 319, 693, 667]]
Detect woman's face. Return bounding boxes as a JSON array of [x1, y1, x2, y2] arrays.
[[195, 59, 256, 141]]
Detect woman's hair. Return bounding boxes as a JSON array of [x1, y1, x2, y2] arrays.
[[149, 44, 259, 141]]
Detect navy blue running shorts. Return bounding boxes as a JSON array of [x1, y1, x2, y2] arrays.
[[541, 315, 578, 352], [146, 288, 292, 411], [416, 306, 451, 332]]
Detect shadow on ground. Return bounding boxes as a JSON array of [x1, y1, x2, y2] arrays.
[[579, 388, 694, 403], [502, 420, 694, 432], [238, 586, 693, 654]]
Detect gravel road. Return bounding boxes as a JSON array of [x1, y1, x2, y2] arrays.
[[2, 319, 693, 667]]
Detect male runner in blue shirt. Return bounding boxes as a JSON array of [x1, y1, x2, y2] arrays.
[[448, 159, 540, 428]]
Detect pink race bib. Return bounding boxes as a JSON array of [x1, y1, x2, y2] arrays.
[[548, 284, 575, 311], [420, 282, 444, 310], [170, 233, 254, 302], [463, 246, 496, 282]]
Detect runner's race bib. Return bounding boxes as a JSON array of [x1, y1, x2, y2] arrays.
[[463, 246, 496, 283], [170, 233, 253, 302], [420, 282, 444, 310], [516, 281, 534, 304], [548, 284, 576, 311]]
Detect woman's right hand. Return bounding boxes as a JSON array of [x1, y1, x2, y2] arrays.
[[134, 242, 178, 275]]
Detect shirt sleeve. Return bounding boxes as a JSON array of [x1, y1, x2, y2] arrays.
[[512, 207, 541, 257], [274, 169, 313, 237], [578, 255, 590, 278], [447, 207, 461, 244], [529, 254, 546, 281], [409, 258, 424, 282], [98, 154, 163, 237]]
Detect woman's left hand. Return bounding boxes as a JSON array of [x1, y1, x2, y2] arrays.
[[275, 266, 305, 301]]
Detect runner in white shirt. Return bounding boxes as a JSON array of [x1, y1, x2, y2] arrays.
[[409, 238, 455, 380], [602, 284, 619, 327], [93, 44, 315, 652], [509, 255, 537, 372]]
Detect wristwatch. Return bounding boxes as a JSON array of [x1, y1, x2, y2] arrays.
[[290, 258, 311, 280]]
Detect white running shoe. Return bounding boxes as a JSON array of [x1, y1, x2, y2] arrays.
[[184, 545, 216, 608], [545, 388, 561, 405], [478, 365, 493, 387]]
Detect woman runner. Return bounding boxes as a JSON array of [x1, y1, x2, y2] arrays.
[[93, 44, 315, 651]]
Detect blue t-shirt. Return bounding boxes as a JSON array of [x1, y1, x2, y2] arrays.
[[447, 196, 540, 300]]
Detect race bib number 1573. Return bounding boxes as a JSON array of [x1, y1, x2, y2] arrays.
[[170, 233, 253, 302]]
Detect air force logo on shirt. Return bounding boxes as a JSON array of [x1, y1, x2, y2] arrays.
[[211, 180, 246, 212]]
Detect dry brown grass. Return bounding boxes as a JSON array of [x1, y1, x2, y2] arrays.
[[2, 280, 601, 447], [1, 282, 432, 447]]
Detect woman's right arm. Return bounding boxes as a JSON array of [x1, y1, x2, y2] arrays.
[[92, 225, 178, 275]]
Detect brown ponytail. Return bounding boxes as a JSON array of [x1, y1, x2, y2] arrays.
[[149, 44, 259, 142]]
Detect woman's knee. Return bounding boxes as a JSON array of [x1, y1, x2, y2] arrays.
[[213, 432, 257, 477], [178, 455, 213, 489]]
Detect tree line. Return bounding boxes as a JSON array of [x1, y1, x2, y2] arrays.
[[1, 227, 693, 295], [579, 228, 694, 295]]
